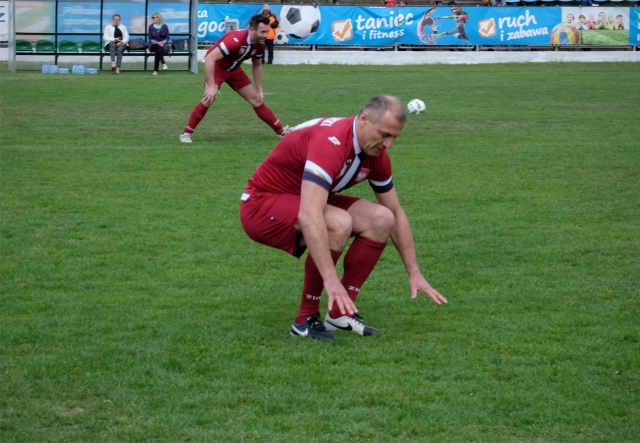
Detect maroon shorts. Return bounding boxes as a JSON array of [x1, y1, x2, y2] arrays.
[[240, 189, 360, 258], [212, 65, 252, 91]]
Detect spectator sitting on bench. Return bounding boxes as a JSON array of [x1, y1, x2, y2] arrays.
[[103, 14, 130, 74], [149, 12, 170, 76]]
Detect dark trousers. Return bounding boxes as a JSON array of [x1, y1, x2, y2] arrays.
[[151, 44, 166, 71], [262, 39, 274, 64]]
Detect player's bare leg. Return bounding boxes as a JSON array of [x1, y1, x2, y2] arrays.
[[237, 84, 288, 137], [324, 199, 392, 335], [180, 85, 219, 143], [292, 205, 354, 340], [345, 199, 395, 242]]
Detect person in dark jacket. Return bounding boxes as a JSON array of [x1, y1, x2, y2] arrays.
[[148, 12, 170, 76], [261, 5, 279, 64]]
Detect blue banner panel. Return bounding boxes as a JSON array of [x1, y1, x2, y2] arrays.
[[0, 1, 8, 41], [312, 6, 405, 46], [463, 7, 560, 46], [198, 4, 267, 42], [629, 7, 639, 45], [388, 6, 561, 46]]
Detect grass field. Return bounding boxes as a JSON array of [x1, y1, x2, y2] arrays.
[[1, 60, 639, 442]]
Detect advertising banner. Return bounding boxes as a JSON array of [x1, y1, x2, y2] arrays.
[[198, 4, 635, 47], [437, 6, 560, 46], [630, 7, 639, 45], [556, 7, 630, 45], [14, 2, 638, 47], [197, 4, 264, 42], [0, 1, 8, 42]]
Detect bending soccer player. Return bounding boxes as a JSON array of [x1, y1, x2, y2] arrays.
[[240, 95, 447, 340], [179, 14, 289, 143]]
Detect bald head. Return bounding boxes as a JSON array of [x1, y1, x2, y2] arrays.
[[359, 95, 407, 125]]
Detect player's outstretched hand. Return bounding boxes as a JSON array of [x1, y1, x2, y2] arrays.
[[325, 279, 357, 317], [410, 273, 447, 305]]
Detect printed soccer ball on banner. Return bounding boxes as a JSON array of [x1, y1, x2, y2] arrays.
[[280, 5, 321, 39], [274, 30, 289, 45], [407, 99, 426, 115], [550, 24, 580, 45]]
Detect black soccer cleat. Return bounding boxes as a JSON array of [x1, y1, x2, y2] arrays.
[[290, 313, 336, 340]]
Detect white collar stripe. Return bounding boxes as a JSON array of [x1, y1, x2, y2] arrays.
[[331, 156, 361, 193], [229, 44, 253, 70], [330, 119, 363, 192]]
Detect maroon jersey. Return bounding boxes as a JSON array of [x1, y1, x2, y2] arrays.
[[247, 117, 394, 196], [205, 28, 265, 72]]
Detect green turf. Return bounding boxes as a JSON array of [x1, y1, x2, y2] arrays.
[[1, 61, 639, 442]]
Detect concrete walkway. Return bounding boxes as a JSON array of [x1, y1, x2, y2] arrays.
[[201, 48, 639, 65], [4, 47, 636, 66]]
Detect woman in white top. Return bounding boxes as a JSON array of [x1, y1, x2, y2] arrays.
[[103, 14, 130, 74]]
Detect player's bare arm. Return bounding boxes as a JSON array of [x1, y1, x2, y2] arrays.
[[298, 180, 357, 316], [375, 188, 447, 305], [202, 48, 223, 106]]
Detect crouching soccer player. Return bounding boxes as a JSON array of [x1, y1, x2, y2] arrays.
[[239, 95, 447, 340]]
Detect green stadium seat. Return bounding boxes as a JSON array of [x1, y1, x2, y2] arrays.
[[16, 40, 33, 52], [35, 39, 56, 52], [82, 40, 102, 53], [59, 40, 79, 52]]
